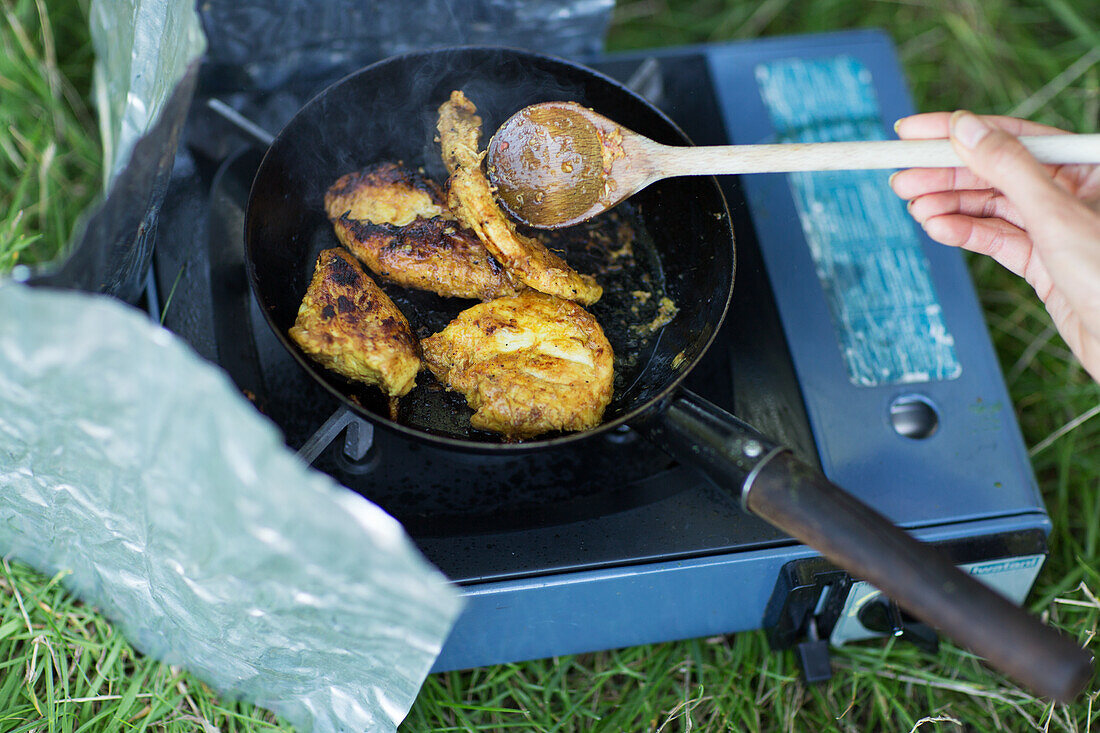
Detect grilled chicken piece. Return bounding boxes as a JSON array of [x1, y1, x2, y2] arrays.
[[325, 162, 443, 225], [289, 248, 420, 397], [421, 291, 614, 439], [437, 91, 603, 306], [324, 162, 521, 301]]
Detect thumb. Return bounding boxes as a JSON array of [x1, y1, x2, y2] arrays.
[[948, 110, 1067, 222]]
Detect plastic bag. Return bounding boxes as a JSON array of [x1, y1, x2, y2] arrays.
[[0, 283, 463, 732]]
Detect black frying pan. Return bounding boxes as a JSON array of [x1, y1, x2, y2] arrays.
[[244, 47, 1092, 700]]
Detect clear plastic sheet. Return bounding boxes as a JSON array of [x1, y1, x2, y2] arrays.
[[90, 0, 206, 185], [0, 283, 463, 733], [27, 0, 206, 302]]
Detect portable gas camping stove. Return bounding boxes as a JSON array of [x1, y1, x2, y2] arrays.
[[150, 30, 1048, 679]]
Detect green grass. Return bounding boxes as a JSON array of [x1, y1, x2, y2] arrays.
[[0, 0, 99, 271], [3, 0, 1100, 730]]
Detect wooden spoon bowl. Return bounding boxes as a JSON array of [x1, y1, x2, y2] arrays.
[[487, 102, 647, 229]]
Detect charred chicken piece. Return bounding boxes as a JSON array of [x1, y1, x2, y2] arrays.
[[325, 162, 444, 225], [289, 248, 420, 397], [325, 162, 521, 301], [437, 91, 603, 306], [421, 291, 614, 439]]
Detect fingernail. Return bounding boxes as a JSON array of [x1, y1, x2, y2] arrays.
[[951, 110, 990, 149], [893, 118, 903, 135], [888, 170, 900, 189]]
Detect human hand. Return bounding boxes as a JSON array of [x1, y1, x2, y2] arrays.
[[890, 111, 1100, 382]]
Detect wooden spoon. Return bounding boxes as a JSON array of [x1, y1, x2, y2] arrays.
[[486, 101, 1100, 229]]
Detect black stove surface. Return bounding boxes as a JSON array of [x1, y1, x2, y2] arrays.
[[153, 51, 818, 583]]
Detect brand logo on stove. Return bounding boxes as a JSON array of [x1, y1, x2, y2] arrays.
[[968, 556, 1043, 576]]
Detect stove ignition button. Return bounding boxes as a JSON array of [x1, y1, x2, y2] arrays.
[[889, 395, 939, 440]]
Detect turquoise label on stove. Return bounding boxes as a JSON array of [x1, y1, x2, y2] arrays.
[[755, 56, 961, 386]]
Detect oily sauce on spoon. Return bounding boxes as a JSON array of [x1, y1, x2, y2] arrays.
[[487, 102, 614, 229]]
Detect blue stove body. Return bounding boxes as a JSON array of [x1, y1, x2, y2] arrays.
[[431, 30, 1047, 671], [150, 26, 1047, 674]]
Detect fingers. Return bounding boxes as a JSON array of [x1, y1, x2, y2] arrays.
[[889, 161, 1087, 203], [895, 112, 1070, 140], [920, 214, 1039, 281], [907, 189, 1026, 230], [890, 112, 1087, 200], [945, 110, 1069, 225], [890, 111, 1082, 239], [889, 166, 991, 199], [936, 114, 1100, 331], [894, 111, 1100, 381]]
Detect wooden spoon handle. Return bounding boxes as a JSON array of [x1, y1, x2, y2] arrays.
[[656, 134, 1100, 176]]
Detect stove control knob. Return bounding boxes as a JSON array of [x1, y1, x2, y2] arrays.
[[857, 596, 940, 654]]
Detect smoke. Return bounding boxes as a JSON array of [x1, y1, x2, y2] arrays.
[[265, 48, 593, 206], [199, 0, 613, 92]]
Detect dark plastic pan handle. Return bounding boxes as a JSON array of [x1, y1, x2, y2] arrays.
[[640, 389, 1093, 702]]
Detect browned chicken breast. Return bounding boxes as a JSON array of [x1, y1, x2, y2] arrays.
[[289, 248, 420, 397], [324, 162, 521, 301], [437, 91, 603, 306], [421, 291, 614, 439], [325, 162, 444, 225]]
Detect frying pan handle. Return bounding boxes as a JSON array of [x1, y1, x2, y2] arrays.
[[641, 389, 1094, 702]]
